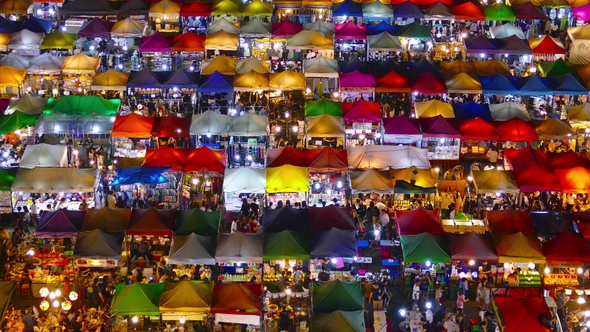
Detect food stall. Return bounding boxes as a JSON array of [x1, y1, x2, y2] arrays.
[[265, 165, 309, 207], [111, 113, 154, 159], [542, 231, 590, 292], [222, 167, 265, 213], [342, 98, 381, 147], [215, 232, 263, 283], [418, 115, 461, 161], [382, 116, 422, 147], [492, 232, 545, 288], [110, 283, 164, 331], [159, 280, 213, 323]]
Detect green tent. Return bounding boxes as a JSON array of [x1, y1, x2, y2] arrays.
[[398, 22, 432, 40], [311, 281, 364, 312], [312, 310, 365, 332], [263, 231, 310, 260], [159, 280, 213, 320], [43, 96, 121, 116], [0, 111, 40, 134], [0, 168, 16, 191], [538, 59, 580, 77], [400, 233, 451, 263], [305, 99, 343, 117], [174, 208, 220, 236], [483, 4, 516, 21], [110, 283, 164, 317], [0, 281, 16, 325]]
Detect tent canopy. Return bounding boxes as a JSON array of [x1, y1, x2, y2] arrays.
[[472, 170, 519, 194], [239, 19, 271, 36], [175, 208, 220, 236], [211, 0, 241, 16], [311, 281, 363, 312], [44, 96, 120, 116], [415, 100, 454, 119], [486, 209, 535, 235], [0, 281, 15, 326], [172, 32, 205, 52], [368, 32, 402, 51], [351, 169, 394, 193], [447, 233, 498, 261], [6, 95, 46, 115], [492, 232, 546, 263], [390, 166, 436, 189], [458, 117, 499, 141], [347, 145, 431, 170], [82, 208, 131, 233], [167, 234, 216, 265], [286, 30, 334, 50], [35, 209, 85, 238], [410, 73, 447, 94], [159, 280, 213, 320], [127, 207, 175, 236], [0, 168, 16, 191], [272, 19, 303, 38], [308, 206, 354, 230], [312, 310, 365, 332], [222, 168, 265, 194], [215, 232, 263, 263], [73, 229, 125, 259], [529, 35, 566, 54], [210, 283, 262, 315], [490, 23, 525, 39], [392, 2, 424, 18], [530, 211, 575, 238], [310, 228, 357, 258], [27, 53, 65, 76], [419, 115, 461, 138], [205, 31, 238, 51], [269, 70, 306, 91], [19, 143, 67, 169], [445, 72, 483, 94], [453, 2, 485, 20], [91, 70, 129, 91], [240, 0, 272, 16], [111, 18, 145, 38], [543, 231, 590, 263], [494, 296, 551, 332], [110, 283, 164, 317], [452, 102, 493, 121], [489, 102, 529, 121], [7, 29, 42, 51], [198, 72, 234, 93], [78, 18, 114, 38], [263, 231, 310, 260], [12, 167, 95, 193], [305, 99, 342, 117], [0, 53, 29, 69], [362, 0, 393, 17], [261, 206, 309, 233], [395, 208, 444, 236], [190, 110, 229, 135], [39, 31, 76, 50], [143, 147, 226, 173], [483, 3, 516, 21], [339, 70, 376, 91], [62, 53, 100, 75], [227, 113, 268, 136], [0, 66, 25, 87], [60, 0, 115, 16], [376, 71, 411, 93], [532, 118, 576, 140], [495, 118, 538, 142], [236, 57, 269, 74], [342, 98, 381, 123], [335, 21, 367, 40], [109, 166, 170, 186], [303, 20, 335, 35], [480, 74, 519, 95], [151, 115, 192, 137], [207, 17, 239, 35], [306, 115, 345, 138], [566, 103, 590, 125], [265, 165, 309, 193], [0, 111, 39, 134], [139, 32, 173, 53], [506, 147, 561, 192], [383, 116, 422, 139], [112, 113, 154, 138], [401, 233, 451, 263], [149, 0, 181, 17], [333, 0, 363, 17]]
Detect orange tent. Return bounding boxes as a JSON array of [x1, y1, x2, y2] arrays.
[[172, 32, 205, 52], [555, 166, 590, 193], [111, 113, 154, 138]]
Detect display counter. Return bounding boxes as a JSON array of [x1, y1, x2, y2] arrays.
[[442, 218, 486, 234], [544, 273, 580, 287], [423, 137, 460, 160], [460, 141, 491, 160], [504, 271, 542, 288], [112, 137, 148, 158]]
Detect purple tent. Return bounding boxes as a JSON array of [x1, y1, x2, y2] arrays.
[[339, 70, 375, 91], [497, 35, 532, 55], [392, 2, 425, 18], [35, 210, 86, 238], [512, 3, 547, 20], [573, 3, 590, 21], [198, 71, 234, 92], [78, 18, 114, 38], [139, 33, 174, 53], [465, 35, 498, 54]]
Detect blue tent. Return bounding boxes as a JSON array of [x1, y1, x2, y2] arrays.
[[514, 75, 552, 96], [339, 58, 372, 74], [110, 166, 171, 186], [126, 70, 168, 89], [161, 70, 200, 89], [548, 74, 588, 95], [19, 17, 52, 33], [0, 16, 18, 33], [366, 21, 398, 35], [333, 0, 363, 17], [198, 71, 234, 93], [452, 102, 493, 121], [392, 2, 424, 19], [412, 59, 442, 75], [310, 228, 357, 258], [479, 74, 518, 94]]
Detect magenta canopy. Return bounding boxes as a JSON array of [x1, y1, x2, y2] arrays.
[[419, 115, 461, 138], [383, 116, 421, 135], [339, 70, 375, 91], [78, 18, 114, 38], [342, 98, 381, 123], [271, 20, 303, 38], [139, 33, 174, 53], [335, 21, 367, 40], [573, 3, 590, 21]]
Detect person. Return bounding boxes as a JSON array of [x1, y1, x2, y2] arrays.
[[70, 315, 83, 332], [79, 198, 88, 210], [230, 218, 238, 233], [302, 271, 311, 292], [486, 148, 498, 165], [368, 283, 384, 311], [250, 197, 259, 217], [482, 285, 491, 311], [412, 279, 421, 304], [132, 236, 152, 263], [90, 278, 104, 308], [318, 269, 330, 281], [115, 196, 126, 209], [456, 289, 468, 310], [30, 200, 38, 226], [379, 209, 389, 240], [107, 191, 116, 209], [556, 287, 569, 320], [22, 305, 35, 332]]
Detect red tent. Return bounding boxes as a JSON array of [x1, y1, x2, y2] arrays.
[[342, 98, 381, 123], [383, 116, 421, 135], [547, 150, 586, 169], [447, 233, 498, 261], [151, 116, 191, 137], [543, 231, 590, 263], [271, 20, 302, 38], [391, 0, 451, 5], [410, 73, 447, 94], [494, 117, 538, 142], [452, 2, 485, 21], [335, 21, 367, 40], [211, 283, 263, 315], [126, 207, 175, 236], [180, 1, 212, 16], [375, 72, 411, 92], [573, 212, 590, 238], [307, 147, 348, 172], [266, 147, 308, 167], [505, 147, 562, 192], [554, 167, 590, 193], [172, 32, 205, 52], [494, 296, 550, 332], [486, 209, 535, 235], [395, 208, 444, 236], [308, 206, 354, 230], [112, 113, 154, 138], [142, 146, 226, 173], [458, 117, 499, 141], [531, 35, 566, 55], [419, 115, 461, 138]]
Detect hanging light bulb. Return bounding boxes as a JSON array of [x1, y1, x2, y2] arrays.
[[337, 181, 343, 189], [314, 182, 320, 190], [179, 317, 186, 324]]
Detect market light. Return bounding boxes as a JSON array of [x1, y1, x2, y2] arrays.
[[337, 181, 343, 189], [61, 26, 66, 31], [235, 154, 240, 160], [496, 166, 502, 171], [89, 45, 95, 51], [439, 138, 445, 143], [333, 92, 339, 98], [326, 188, 332, 195], [192, 178, 198, 185], [399, 309, 407, 317], [285, 288, 291, 295], [528, 263, 535, 269], [353, 256, 358, 261], [425, 261, 431, 267], [131, 316, 139, 324], [49, 292, 56, 300], [206, 133, 211, 138], [69, 291, 78, 301], [358, 134, 365, 140], [61, 300, 72, 311], [118, 64, 123, 69], [27, 249, 35, 256], [276, 89, 281, 95], [275, 126, 281, 133], [530, 67, 537, 73], [179, 317, 186, 324], [374, 229, 380, 236], [434, 167, 440, 173], [585, 310, 590, 317], [318, 14, 323, 19], [40, 300, 49, 311], [579, 267, 584, 274], [468, 260, 475, 266], [375, 133, 382, 138], [314, 182, 321, 190], [55, 289, 61, 297], [461, 32, 467, 38], [284, 111, 290, 118], [467, 176, 473, 182], [330, 258, 337, 264], [236, 262, 241, 267], [162, 64, 168, 70], [247, 155, 253, 161], [189, 66, 195, 71], [306, 88, 311, 93], [426, 302, 432, 309], [39, 287, 49, 298], [72, 150, 78, 155], [544, 267, 551, 274], [579, 297, 587, 304], [292, 125, 299, 133], [52, 300, 60, 308], [123, 45, 128, 51]]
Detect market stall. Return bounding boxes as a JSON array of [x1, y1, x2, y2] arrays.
[[400, 233, 451, 264], [347, 145, 431, 170], [310, 227, 357, 259], [395, 208, 445, 236], [486, 209, 536, 235], [167, 233, 216, 266], [18, 143, 67, 169], [111, 113, 154, 158], [261, 206, 309, 233], [35, 209, 86, 238], [542, 231, 590, 288], [73, 229, 125, 266], [492, 232, 545, 287], [159, 280, 213, 321], [7, 29, 43, 56], [222, 168, 265, 212], [5, 95, 47, 115], [311, 281, 364, 332], [110, 282, 164, 329], [0, 168, 16, 213], [350, 169, 394, 194], [304, 114, 345, 148], [265, 165, 309, 205], [210, 283, 262, 327], [530, 212, 575, 239], [382, 116, 422, 146], [11, 167, 96, 196], [505, 147, 562, 192]]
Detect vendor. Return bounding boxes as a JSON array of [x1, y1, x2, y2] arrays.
[[480, 261, 492, 284]]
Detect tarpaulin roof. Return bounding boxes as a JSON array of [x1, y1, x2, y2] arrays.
[[223, 167, 266, 194], [26, 53, 65, 75], [495, 296, 550, 332], [12, 167, 95, 193], [512, 2, 547, 19], [261, 206, 309, 232], [35, 209, 85, 238], [376, 71, 411, 92], [540, 59, 579, 77], [110, 283, 164, 317], [339, 70, 375, 91], [484, 3, 516, 20], [117, 0, 151, 17], [210, 283, 262, 315], [111, 18, 145, 38], [312, 310, 365, 332], [207, 17, 239, 34], [383, 115, 421, 136], [363, 0, 393, 16], [480, 74, 519, 94], [445, 72, 483, 94], [127, 207, 175, 236], [529, 35, 566, 54], [392, 2, 424, 18], [532, 118, 576, 140], [110, 166, 170, 186], [395, 207, 444, 236], [530, 211, 575, 238], [73, 229, 125, 259], [394, 180, 436, 194], [151, 116, 191, 137], [459, 117, 499, 140], [60, 0, 115, 16], [0, 111, 39, 134], [310, 228, 357, 258], [424, 2, 455, 20], [215, 232, 263, 263], [452, 102, 493, 121], [490, 23, 525, 39], [19, 143, 67, 169], [205, 30, 238, 50], [159, 280, 213, 320], [304, 20, 335, 35], [489, 102, 529, 121], [167, 234, 216, 265], [139, 32, 173, 53], [161, 70, 200, 89], [453, 1, 485, 20], [0, 281, 15, 325], [366, 21, 398, 35], [437, 60, 472, 78], [566, 103, 590, 125], [263, 230, 310, 260], [44, 96, 120, 116], [236, 57, 269, 74], [486, 209, 535, 235], [0, 53, 29, 69], [234, 70, 269, 91], [305, 99, 342, 117], [348, 145, 431, 170], [554, 166, 590, 193], [401, 233, 451, 263], [269, 69, 306, 91], [6, 95, 45, 115], [0, 16, 17, 33], [350, 169, 394, 193], [547, 149, 587, 169], [342, 98, 380, 123], [180, 1, 212, 16], [419, 115, 461, 138], [308, 206, 354, 230], [61, 53, 100, 75], [390, 166, 436, 189], [91, 70, 129, 91], [448, 233, 498, 261], [472, 169, 519, 194], [143, 146, 226, 173], [271, 19, 303, 38], [82, 208, 131, 233], [40, 31, 76, 50], [239, 19, 271, 36], [311, 280, 363, 312], [266, 165, 309, 193], [514, 74, 552, 95], [0, 66, 24, 87], [335, 21, 367, 40], [543, 231, 590, 263], [308, 147, 348, 172], [306, 115, 345, 137], [333, 0, 363, 16], [211, 0, 241, 16], [465, 35, 499, 53], [549, 74, 588, 95], [368, 32, 402, 51], [410, 73, 447, 94], [112, 113, 154, 138], [149, 0, 181, 16], [267, 147, 326, 168], [241, 0, 272, 16], [19, 17, 52, 33], [190, 110, 229, 135], [493, 231, 545, 263], [397, 22, 432, 39], [506, 147, 561, 192], [198, 72, 234, 92], [227, 113, 268, 136], [126, 69, 167, 88], [174, 208, 221, 236], [339, 58, 371, 74], [286, 30, 334, 50]]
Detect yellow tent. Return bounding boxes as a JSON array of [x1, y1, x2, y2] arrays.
[[269, 70, 306, 91], [473, 59, 511, 76], [285, 30, 334, 50], [351, 169, 394, 194], [40, 31, 77, 50], [236, 58, 269, 74], [568, 25, 590, 65], [240, 0, 273, 16], [493, 232, 546, 264], [91, 69, 130, 91], [111, 18, 145, 38], [0, 66, 26, 87], [205, 30, 238, 51], [207, 18, 240, 34], [234, 70, 270, 91], [266, 165, 309, 193], [211, 0, 242, 16], [0, 33, 11, 51], [445, 72, 483, 94], [201, 56, 237, 75], [305, 115, 345, 138], [0, 0, 31, 14], [62, 53, 100, 75], [149, 0, 181, 16], [390, 167, 437, 189], [414, 100, 454, 118], [440, 60, 476, 78]]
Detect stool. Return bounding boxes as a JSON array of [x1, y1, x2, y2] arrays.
[[21, 283, 31, 296]]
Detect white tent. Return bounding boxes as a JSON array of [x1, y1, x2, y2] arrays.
[[472, 170, 519, 194], [303, 55, 338, 78], [27, 53, 65, 75], [568, 25, 590, 65], [0, 53, 30, 69], [223, 168, 266, 193], [12, 167, 96, 193], [227, 113, 268, 136], [362, 1, 393, 17], [236, 57, 269, 74], [489, 102, 530, 121], [239, 19, 271, 37], [6, 29, 43, 53], [490, 23, 525, 39], [305, 115, 345, 138], [167, 234, 216, 265], [303, 20, 335, 35], [347, 145, 431, 170], [566, 103, 590, 126], [189, 110, 229, 135], [19, 143, 68, 169], [351, 169, 394, 193], [207, 17, 239, 34], [5, 95, 47, 115], [368, 32, 402, 52]]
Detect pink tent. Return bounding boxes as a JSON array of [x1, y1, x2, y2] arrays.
[[271, 20, 303, 38], [342, 98, 381, 123], [419, 115, 461, 138], [573, 3, 590, 21], [335, 21, 367, 40], [339, 70, 375, 91], [139, 33, 173, 53]]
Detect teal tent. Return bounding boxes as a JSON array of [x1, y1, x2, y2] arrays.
[[174, 208, 220, 236], [110, 283, 164, 316], [311, 280, 364, 312], [400, 233, 451, 263]]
